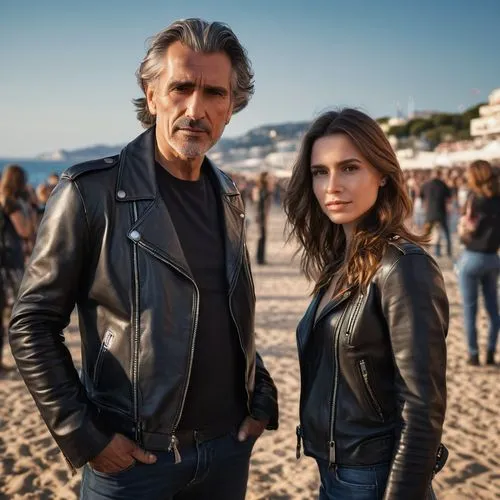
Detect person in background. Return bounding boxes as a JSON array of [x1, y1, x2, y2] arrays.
[[421, 167, 453, 257], [0, 164, 33, 372], [35, 183, 51, 221], [46, 172, 60, 195], [0, 164, 35, 260], [284, 108, 448, 500], [9, 18, 278, 500], [253, 171, 272, 265], [457, 159, 500, 366]]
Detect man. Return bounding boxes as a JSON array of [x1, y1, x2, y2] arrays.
[[421, 166, 453, 257], [253, 171, 272, 265], [9, 19, 278, 499]]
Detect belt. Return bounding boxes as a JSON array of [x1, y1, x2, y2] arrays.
[[96, 406, 236, 452], [142, 427, 231, 451]]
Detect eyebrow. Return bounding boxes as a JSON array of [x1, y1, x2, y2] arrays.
[[167, 80, 229, 96], [310, 158, 362, 169]]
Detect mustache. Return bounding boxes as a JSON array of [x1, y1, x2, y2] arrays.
[[174, 118, 211, 133]]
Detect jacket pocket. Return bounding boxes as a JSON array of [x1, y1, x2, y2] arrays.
[[344, 293, 364, 345], [358, 359, 384, 422], [93, 329, 115, 387]]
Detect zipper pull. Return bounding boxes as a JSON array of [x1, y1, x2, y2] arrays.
[[168, 434, 182, 464], [295, 425, 302, 459], [328, 440, 336, 468]]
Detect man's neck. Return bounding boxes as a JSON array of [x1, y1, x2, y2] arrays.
[[155, 143, 204, 181]]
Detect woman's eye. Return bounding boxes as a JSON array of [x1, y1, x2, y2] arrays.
[[343, 165, 358, 173], [311, 169, 326, 177]]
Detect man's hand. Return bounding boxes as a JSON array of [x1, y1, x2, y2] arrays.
[[89, 433, 157, 473], [237, 416, 269, 442]]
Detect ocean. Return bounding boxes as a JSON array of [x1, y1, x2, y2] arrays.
[[0, 159, 73, 187]]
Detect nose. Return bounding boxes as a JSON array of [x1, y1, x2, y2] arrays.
[[326, 170, 342, 193], [185, 90, 205, 121]]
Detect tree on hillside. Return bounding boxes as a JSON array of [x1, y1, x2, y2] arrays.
[[408, 119, 434, 137], [432, 114, 454, 127], [388, 124, 409, 138]]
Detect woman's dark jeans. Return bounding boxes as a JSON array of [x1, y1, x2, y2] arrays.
[[316, 461, 437, 500], [458, 250, 499, 356]]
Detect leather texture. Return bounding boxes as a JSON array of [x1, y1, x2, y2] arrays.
[[297, 240, 448, 500], [9, 127, 278, 469]]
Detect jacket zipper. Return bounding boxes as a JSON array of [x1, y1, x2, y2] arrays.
[[344, 293, 364, 344], [92, 329, 114, 386], [135, 238, 200, 463], [131, 203, 141, 442], [359, 359, 384, 421], [328, 291, 351, 467]]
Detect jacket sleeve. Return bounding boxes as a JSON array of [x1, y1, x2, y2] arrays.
[[241, 244, 279, 430], [9, 177, 113, 469], [250, 351, 279, 429], [381, 253, 448, 500]]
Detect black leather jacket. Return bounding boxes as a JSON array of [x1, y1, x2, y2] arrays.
[[9, 127, 278, 469], [296, 239, 448, 500]]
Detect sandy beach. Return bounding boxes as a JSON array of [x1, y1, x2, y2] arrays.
[[0, 207, 498, 499]]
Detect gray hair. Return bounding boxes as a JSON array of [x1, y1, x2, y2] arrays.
[[133, 18, 254, 128]]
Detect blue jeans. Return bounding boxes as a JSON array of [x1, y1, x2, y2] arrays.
[[424, 217, 452, 257], [316, 461, 437, 500], [458, 250, 500, 356], [80, 430, 256, 500]]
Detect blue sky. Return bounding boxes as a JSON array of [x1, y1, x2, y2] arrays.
[[0, 0, 499, 157]]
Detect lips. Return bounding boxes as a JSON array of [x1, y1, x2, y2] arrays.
[[325, 201, 351, 206], [179, 127, 206, 134]]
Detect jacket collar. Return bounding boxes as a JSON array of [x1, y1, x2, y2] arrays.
[[115, 126, 239, 200], [119, 126, 244, 287], [297, 286, 355, 352]]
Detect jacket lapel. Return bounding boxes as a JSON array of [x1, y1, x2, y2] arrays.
[[211, 167, 245, 291], [117, 127, 244, 284], [297, 287, 355, 352], [296, 293, 322, 352]]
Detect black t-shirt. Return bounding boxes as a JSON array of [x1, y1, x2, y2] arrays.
[[465, 194, 500, 254], [421, 178, 451, 221], [155, 161, 246, 432]]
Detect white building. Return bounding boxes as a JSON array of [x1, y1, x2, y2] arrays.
[[470, 88, 500, 140]]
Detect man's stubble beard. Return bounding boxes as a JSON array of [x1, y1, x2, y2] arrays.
[[170, 136, 214, 161]]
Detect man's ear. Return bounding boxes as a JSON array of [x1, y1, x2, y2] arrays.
[[146, 85, 156, 115], [225, 98, 234, 125]]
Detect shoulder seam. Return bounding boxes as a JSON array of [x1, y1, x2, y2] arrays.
[[61, 156, 119, 181], [380, 252, 432, 291]]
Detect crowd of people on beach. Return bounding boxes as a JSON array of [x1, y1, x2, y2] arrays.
[[0, 17, 499, 500]]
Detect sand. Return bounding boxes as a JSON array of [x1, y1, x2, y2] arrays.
[[0, 208, 498, 499]]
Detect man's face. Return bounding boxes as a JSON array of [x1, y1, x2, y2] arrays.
[[146, 41, 234, 162]]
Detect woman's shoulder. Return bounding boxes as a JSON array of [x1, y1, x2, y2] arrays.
[[375, 237, 439, 286], [384, 236, 429, 261], [1, 197, 21, 215]]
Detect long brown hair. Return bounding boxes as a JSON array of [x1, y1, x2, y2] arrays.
[[1, 164, 27, 202], [467, 160, 499, 198], [284, 108, 425, 295]]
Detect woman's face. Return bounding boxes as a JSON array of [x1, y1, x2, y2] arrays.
[[310, 134, 384, 231]]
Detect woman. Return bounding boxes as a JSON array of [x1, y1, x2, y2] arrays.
[[457, 160, 499, 366], [0, 164, 33, 371], [284, 109, 448, 500]]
